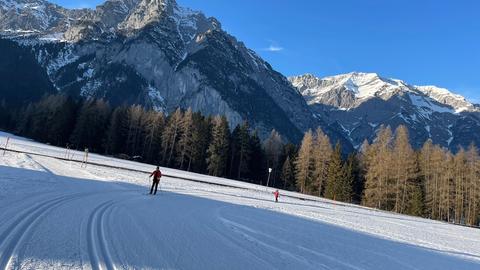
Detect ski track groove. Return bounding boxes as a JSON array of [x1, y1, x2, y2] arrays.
[[87, 200, 117, 270], [219, 215, 360, 270], [25, 154, 55, 175], [0, 192, 92, 270]]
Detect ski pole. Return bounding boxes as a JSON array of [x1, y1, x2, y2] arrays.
[[3, 137, 10, 156]]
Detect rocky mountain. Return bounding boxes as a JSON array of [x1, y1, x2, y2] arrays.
[[289, 72, 480, 151], [0, 0, 88, 36], [0, 0, 351, 147]]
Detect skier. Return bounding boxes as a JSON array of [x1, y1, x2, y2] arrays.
[[149, 166, 162, 195], [273, 189, 280, 203]]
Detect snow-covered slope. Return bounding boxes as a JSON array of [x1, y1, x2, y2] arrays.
[[416, 85, 479, 113], [289, 73, 480, 150], [1, 132, 480, 269]]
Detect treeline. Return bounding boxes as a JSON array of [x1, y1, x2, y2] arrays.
[[294, 125, 480, 226], [4, 94, 296, 187], [362, 126, 480, 226], [3, 94, 479, 226]]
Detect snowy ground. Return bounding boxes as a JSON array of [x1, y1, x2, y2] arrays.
[[1, 132, 480, 270]]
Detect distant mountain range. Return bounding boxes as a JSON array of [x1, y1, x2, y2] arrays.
[[1, 0, 478, 151], [289, 72, 480, 150]]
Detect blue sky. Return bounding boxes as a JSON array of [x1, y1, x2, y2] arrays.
[[51, 0, 480, 102]]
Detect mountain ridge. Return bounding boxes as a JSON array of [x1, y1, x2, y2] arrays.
[[0, 0, 352, 148], [290, 72, 479, 113], [289, 72, 480, 150]]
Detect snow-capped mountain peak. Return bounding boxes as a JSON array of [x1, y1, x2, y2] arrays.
[[289, 72, 480, 151], [0, 0, 196, 40], [311, 72, 416, 99], [289, 72, 477, 113], [290, 72, 414, 110], [416, 85, 478, 113]]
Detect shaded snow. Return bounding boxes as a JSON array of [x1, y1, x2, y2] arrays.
[[1, 132, 480, 269], [147, 85, 166, 113], [45, 45, 79, 76], [409, 93, 454, 115], [417, 85, 477, 113], [447, 124, 454, 146]]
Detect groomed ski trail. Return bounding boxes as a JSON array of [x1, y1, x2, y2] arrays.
[[1, 133, 480, 269]]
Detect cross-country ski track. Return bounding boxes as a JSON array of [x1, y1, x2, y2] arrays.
[[1, 132, 480, 270]]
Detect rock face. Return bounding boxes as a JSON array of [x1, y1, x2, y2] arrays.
[[0, 0, 351, 146], [0, 0, 87, 35], [289, 72, 480, 151]]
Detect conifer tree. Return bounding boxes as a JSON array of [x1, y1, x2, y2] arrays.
[[16, 103, 35, 137], [357, 139, 371, 185], [295, 130, 314, 194], [176, 108, 195, 170], [325, 142, 352, 202], [440, 150, 455, 222], [407, 183, 424, 217], [17, 95, 78, 146], [46, 95, 77, 146], [228, 125, 241, 178], [125, 105, 145, 156], [189, 113, 211, 173], [27, 97, 50, 141], [342, 153, 355, 203], [207, 116, 230, 177], [0, 99, 11, 130], [453, 148, 467, 224], [105, 106, 129, 155], [465, 144, 480, 225], [264, 130, 283, 185], [420, 139, 436, 218], [363, 126, 393, 209], [312, 128, 332, 196], [161, 108, 183, 166], [392, 125, 418, 213], [236, 121, 252, 179], [70, 99, 110, 152], [249, 131, 266, 183], [281, 156, 295, 190], [142, 110, 165, 163], [348, 153, 364, 203]]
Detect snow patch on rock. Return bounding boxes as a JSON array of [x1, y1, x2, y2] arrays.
[[147, 85, 167, 113]]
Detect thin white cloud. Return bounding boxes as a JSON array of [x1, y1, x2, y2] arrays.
[[264, 45, 284, 52], [261, 40, 284, 52]]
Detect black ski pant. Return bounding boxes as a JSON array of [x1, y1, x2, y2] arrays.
[[150, 180, 159, 195]]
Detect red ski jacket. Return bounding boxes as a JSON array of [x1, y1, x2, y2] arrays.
[[273, 191, 280, 198], [151, 170, 162, 180]]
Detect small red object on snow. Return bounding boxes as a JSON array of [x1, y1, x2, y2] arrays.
[[273, 190, 280, 202]]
